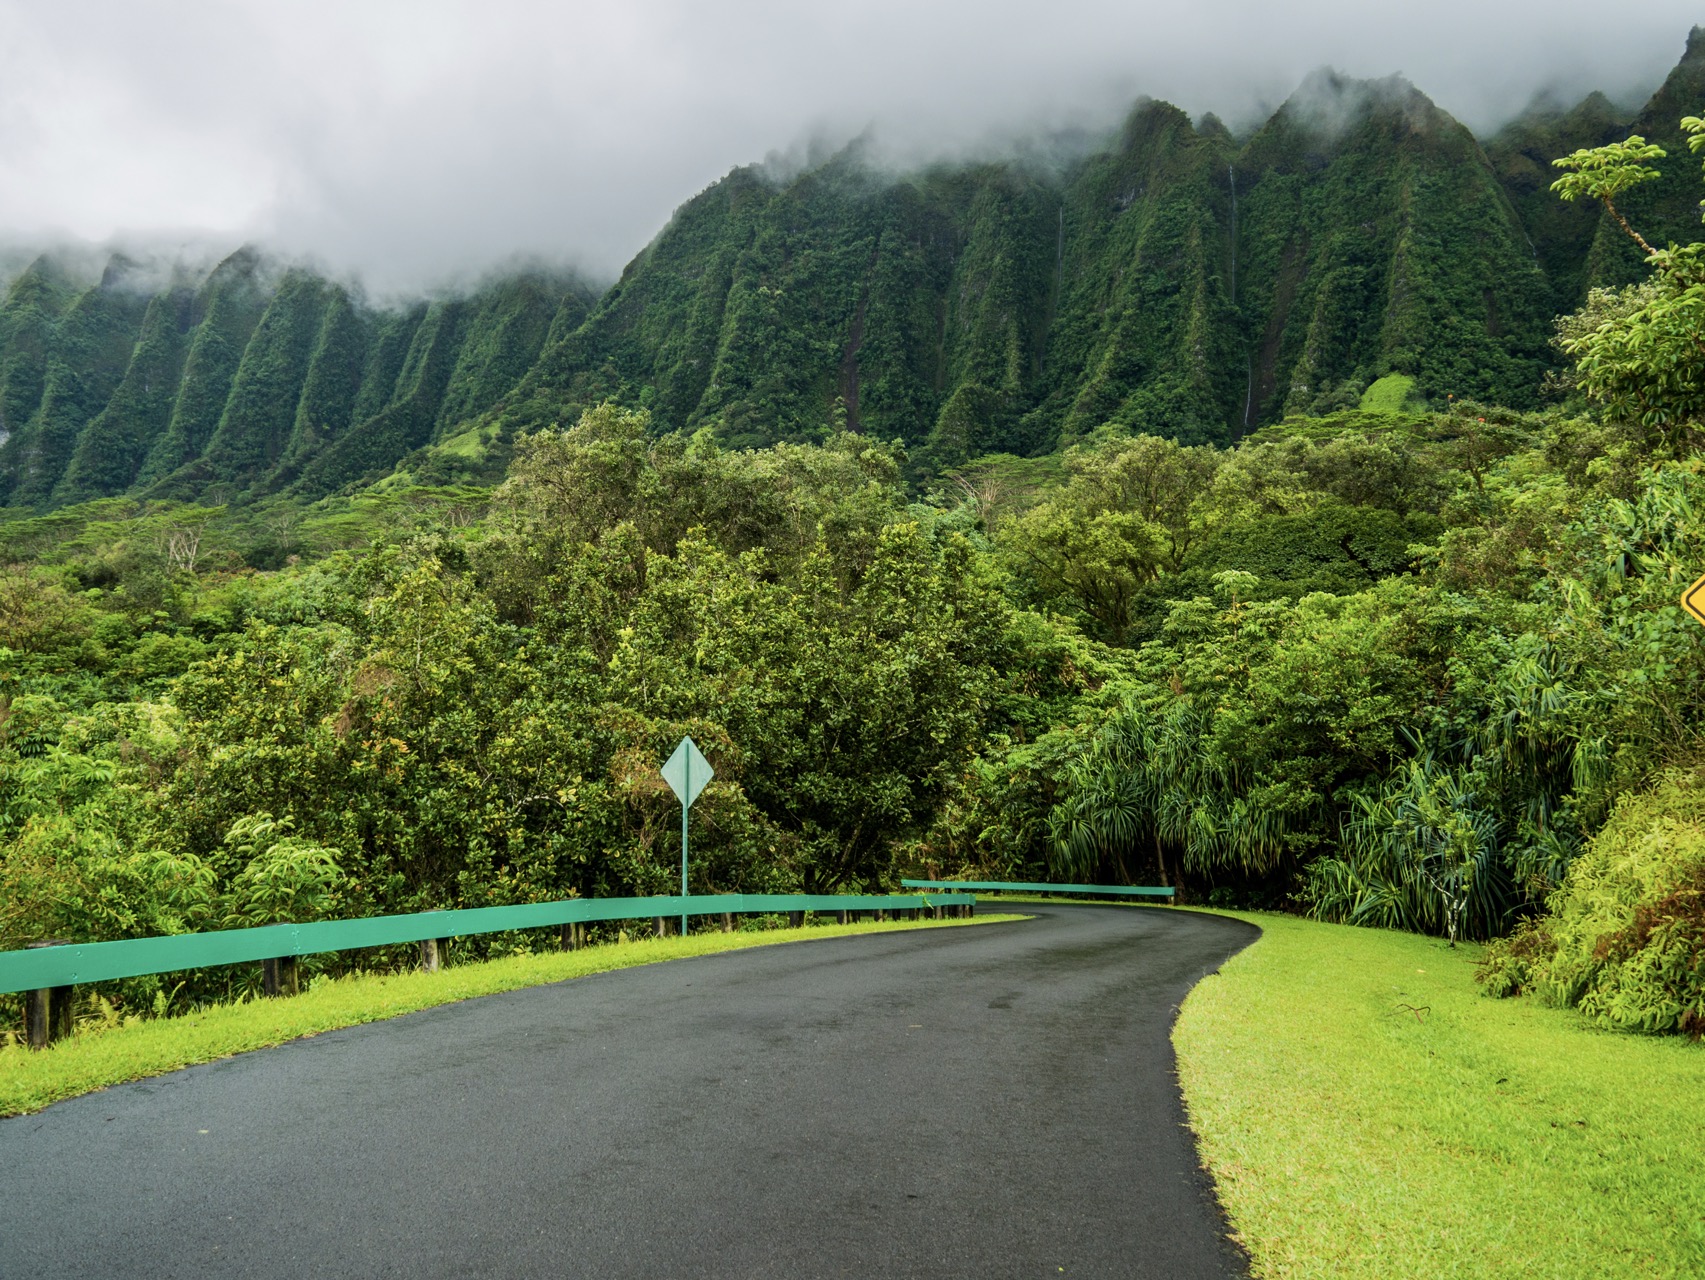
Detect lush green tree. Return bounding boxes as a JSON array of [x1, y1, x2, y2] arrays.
[[996, 434, 1223, 640], [1551, 135, 1670, 255], [1551, 119, 1705, 450], [5, 307, 1705, 1042]]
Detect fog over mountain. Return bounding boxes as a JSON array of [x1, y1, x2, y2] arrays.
[[0, 0, 1700, 292]]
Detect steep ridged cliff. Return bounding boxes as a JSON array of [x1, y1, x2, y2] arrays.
[[0, 31, 1699, 510]]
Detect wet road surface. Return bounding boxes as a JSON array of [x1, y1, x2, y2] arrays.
[[0, 902, 1258, 1278]]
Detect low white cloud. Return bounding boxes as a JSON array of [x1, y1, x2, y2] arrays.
[[0, 0, 1698, 292]]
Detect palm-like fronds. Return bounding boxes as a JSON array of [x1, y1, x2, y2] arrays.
[[1046, 697, 1307, 882], [1306, 756, 1514, 941]]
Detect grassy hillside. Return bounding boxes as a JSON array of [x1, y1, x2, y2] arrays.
[[1483, 90, 1632, 311]]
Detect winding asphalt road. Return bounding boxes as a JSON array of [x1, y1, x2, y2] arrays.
[[0, 903, 1257, 1278]]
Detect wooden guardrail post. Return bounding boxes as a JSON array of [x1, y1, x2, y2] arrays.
[[560, 922, 584, 951], [25, 939, 73, 1049], [787, 911, 804, 928], [721, 912, 734, 932], [421, 910, 449, 972], [262, 956, 300, 997], [836, 909, 849, 924]]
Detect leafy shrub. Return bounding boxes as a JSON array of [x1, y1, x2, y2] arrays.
[[0, 815, 215, 949], [1478, 770, 1705, 1034], [219, 813, 345, 928]]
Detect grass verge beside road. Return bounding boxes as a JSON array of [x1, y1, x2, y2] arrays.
[[0, 914, 1020, 1118], [1174, 910, 1705, 1279]]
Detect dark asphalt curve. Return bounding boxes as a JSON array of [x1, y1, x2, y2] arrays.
[[0, 903, 1258, 1279]]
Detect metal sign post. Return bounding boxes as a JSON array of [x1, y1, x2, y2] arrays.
[[660, 736, 713, 936]]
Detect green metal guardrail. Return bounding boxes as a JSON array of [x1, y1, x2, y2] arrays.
[[901, 878, 1173, 898], [0, 892, 976, 996]]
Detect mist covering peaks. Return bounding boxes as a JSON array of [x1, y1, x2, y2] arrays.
[[1, 4, 1700, 290], [1280, 69, 1439, 142]]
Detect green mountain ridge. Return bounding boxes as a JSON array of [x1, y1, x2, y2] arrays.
[[0, 253, 598, 509], [1, 29, 1701, 512]]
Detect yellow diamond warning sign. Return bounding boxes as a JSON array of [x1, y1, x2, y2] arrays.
[[1686, 574, 1705, 628]]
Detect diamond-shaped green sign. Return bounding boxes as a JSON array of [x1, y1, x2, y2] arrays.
[[661, 736, 712, 809]]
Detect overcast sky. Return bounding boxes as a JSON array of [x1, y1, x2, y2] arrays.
[[1, 1, 1700, 293]]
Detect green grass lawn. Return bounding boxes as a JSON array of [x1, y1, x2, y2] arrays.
[[0, 914, 1018, 1118], [1174, 910, 1705, 1279]]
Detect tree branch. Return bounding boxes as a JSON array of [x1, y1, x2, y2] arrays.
[[1604, 196, 1657, 256]]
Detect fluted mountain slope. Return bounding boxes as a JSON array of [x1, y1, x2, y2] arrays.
[[505, 74, 1562, 456], [0, 256, 596, 508], [0, 29, 1700, 511]]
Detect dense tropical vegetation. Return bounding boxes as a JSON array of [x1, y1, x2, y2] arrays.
[[4, 31, 1705, 1038]]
